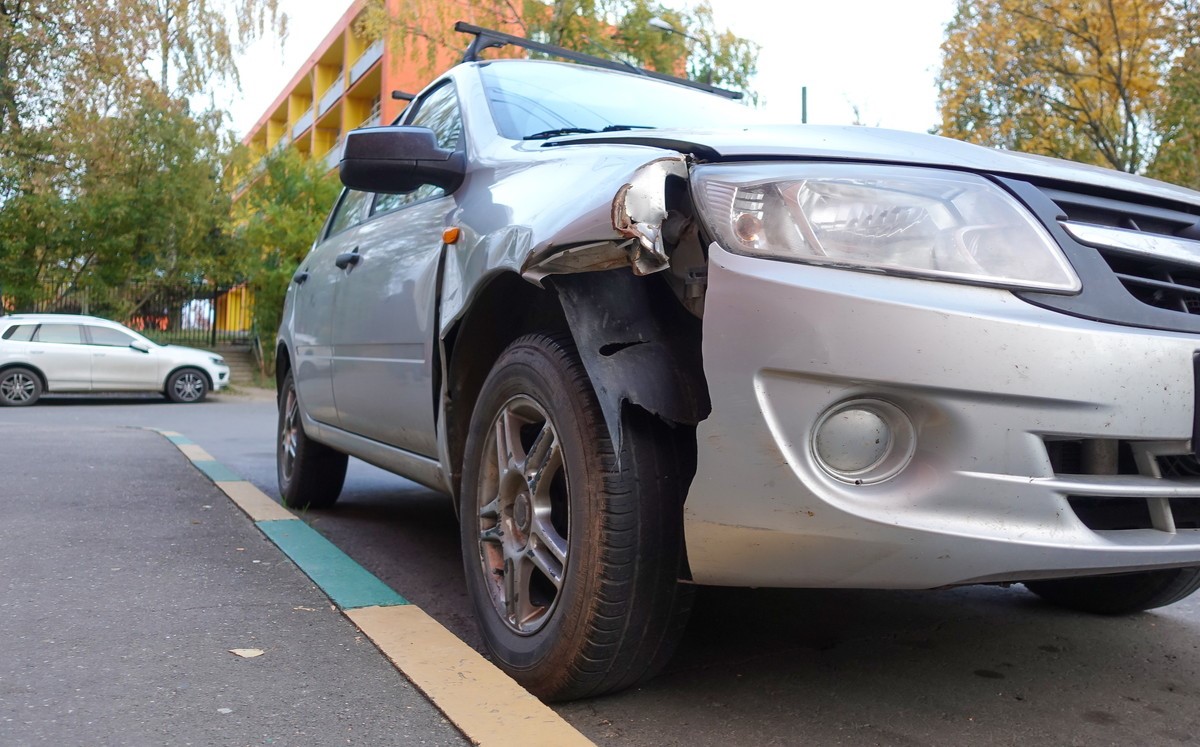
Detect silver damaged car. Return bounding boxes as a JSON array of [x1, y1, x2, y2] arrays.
[[276, 25, 1200, 700]]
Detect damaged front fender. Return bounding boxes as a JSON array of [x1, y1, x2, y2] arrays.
[[521, 155, 690, 282]]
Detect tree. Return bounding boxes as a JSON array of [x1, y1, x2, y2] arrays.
[[937, 0, 1196, 177], [355, 0, 759, 98], [0, 0, 285, 309], [230, 147, 341, 372], [0, 88, 235, 311], [1148, 4, 1200, 188]]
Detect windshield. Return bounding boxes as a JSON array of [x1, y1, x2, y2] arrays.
[[478, 60, 763, 140]]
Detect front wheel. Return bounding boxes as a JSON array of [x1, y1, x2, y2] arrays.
[[1024, 567, 1200, 615], [165, 368, 209, 403], [277, 371, 347, 509], [0, 367, 42, 406], [460, 333, 693, 701]]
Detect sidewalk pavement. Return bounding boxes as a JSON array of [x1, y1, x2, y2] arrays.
[[0, 425, 467, 746]]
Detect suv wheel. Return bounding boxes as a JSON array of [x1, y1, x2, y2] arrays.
[[1025, 566, 1200, 614], [166, 368, 209, 403], [0, 367, 42, 407], [460, 333, 693, 701], [277, 370, 348, 509]]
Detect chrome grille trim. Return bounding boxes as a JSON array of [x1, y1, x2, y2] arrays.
[[1061, 221, 1200, 270]]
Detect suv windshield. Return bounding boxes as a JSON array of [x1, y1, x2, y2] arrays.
[[479, 60, 762, 140]]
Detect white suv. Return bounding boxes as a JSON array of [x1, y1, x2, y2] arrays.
[[0, 314, 230, 405]]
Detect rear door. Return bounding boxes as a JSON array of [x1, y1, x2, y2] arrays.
[[27, 323, 90, 390], [329, 81, 462, 457], [290, 189, 373, 426]]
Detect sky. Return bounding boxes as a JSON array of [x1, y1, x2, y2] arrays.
[[225, 0, 957, 139]]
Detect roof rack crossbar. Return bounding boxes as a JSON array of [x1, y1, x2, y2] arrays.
[[453, 21, 743, 100]]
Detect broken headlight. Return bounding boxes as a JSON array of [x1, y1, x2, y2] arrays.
[[693, 163, 1080, 293]]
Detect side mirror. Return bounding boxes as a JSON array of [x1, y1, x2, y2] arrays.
[[339, 126, 465, 195], [130, 340, 151, 353]]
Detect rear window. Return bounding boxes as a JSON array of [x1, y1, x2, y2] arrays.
[[2, 324, 36, 342], [32, 324, 83, 344]]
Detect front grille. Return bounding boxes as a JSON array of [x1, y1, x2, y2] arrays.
[[1100, 251, 1200, 314], [1041, 187, 1200, 316], [1045, 437, 1200, 532]]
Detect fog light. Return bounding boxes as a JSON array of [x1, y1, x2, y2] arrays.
[[812, 399, 915, 484]]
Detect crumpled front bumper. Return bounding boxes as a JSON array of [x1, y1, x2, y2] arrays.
[[685, 244, 1200, 589]]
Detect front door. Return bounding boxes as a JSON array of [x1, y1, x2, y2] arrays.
[[329, 81, 463, 457], [85, 325, 160, 389]]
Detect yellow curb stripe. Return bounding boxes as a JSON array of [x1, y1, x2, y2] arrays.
[[346, 605, 593, 747], [155, 428, 591, 746], [215, 481, 295, 522], [177, 443, 214, 462]]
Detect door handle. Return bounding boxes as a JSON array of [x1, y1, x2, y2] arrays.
[[292, 271, 309, 284], [334, 249, 361, 270]]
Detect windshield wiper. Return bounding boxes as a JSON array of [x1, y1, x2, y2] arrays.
[[523, 127, 598, 140], [523, 124, 655, 140]]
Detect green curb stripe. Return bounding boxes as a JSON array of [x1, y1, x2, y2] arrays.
[[192, 459, 242, 482], [164, 434, 194, 445], [257, 519, 409, 610]]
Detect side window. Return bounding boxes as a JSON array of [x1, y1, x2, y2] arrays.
[[2, 324, 35, 341], [86, 326, 136, 347], [373, 83, 463, 215], [32, 324, 83, 344], [326, 188, 373, 238]]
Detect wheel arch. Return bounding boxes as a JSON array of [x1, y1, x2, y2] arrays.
[[164, 364, 213, 391], [441, 268, 708, 517], [275, 342, 292, 397], [0, 362, 48, 392], [442, 271, 570, 501]]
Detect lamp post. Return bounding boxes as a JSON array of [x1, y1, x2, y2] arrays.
[[648, 16, 710, 85]]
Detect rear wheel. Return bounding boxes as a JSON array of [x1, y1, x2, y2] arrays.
[[0, 367, 42, 407], [165, 368, 209, 403], [460, 333, 693, 701], [277, 371, 347, 509], [1024, 567, 1200, 615]]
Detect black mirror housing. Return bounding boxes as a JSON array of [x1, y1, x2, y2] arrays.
[[339, 126, 465, 195]]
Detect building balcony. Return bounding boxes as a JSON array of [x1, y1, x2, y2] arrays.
[[350, 40, 384, 85], [292, 108, 314, 140], [319, 78, 345, 117], [322, 139, 345, 172]]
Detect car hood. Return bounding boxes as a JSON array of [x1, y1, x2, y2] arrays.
[[161, 345, 221, 362], [549, 125, 1200, 211]]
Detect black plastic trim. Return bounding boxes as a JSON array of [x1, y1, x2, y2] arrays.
[[998, 176, 1200, 335]]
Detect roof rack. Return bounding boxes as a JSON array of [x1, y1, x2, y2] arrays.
[[454, 21, 743, 100]]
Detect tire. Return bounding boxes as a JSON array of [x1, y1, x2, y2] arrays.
[[165, 368, 209, 403], [0, 367, 42, 407], [277, 371, 348, 509], [1025, 566, 1200, 615], [460, 333, 693, 701]]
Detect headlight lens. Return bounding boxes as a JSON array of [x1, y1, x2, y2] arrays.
[[693, 163, 1080, 293], [210, 356, 225, 366]]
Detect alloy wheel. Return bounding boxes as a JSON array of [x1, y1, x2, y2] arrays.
[[476, 395, 571, 635], [280, 385, 301, 484], [173, 372, 205, 402], [0, 372, 36, 403]]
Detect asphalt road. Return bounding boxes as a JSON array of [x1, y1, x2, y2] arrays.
[[5, 391, 1200, 746]]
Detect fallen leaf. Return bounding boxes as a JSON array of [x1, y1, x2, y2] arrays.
[[229, 648, 264, 659]]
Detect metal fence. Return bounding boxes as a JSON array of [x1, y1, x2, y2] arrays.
[[9, 282, 255, 347]]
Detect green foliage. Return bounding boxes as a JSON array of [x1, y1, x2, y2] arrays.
[[356, 0, 759, 99], [0, 0, 284, 312], [230, 148, 341, 373]]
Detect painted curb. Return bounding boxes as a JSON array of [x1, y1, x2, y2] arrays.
[[153, 429, 593, 747]]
